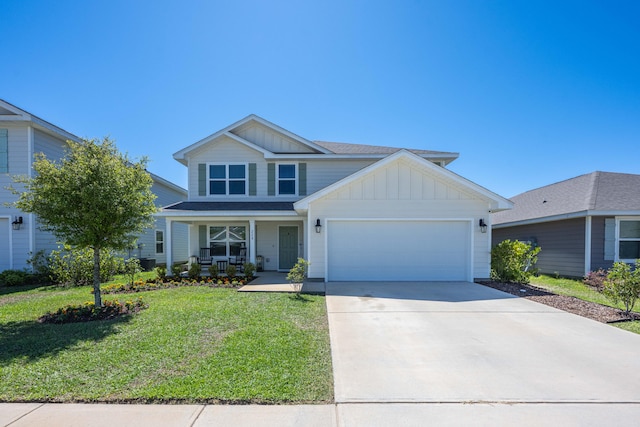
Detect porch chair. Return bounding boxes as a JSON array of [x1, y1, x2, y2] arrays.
[[198, 247, 213, 266], [228, 248, 247, 272]]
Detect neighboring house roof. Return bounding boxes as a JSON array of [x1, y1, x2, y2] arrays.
[[0, 98, 80, 142], [294, 149, 512, 212], [164, 201, 294, 211], [1, 98, 187, 196], [492, 171, 640, 227]]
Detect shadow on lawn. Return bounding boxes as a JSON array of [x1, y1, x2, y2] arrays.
[[0, 316, 131, 364]]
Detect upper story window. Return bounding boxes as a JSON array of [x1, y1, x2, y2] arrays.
[[277, 164, 296, 195], [618, 219, 640, 261], [209, 164, 246, 195]]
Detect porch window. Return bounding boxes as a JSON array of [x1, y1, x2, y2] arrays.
[[155, 230, 164, 254], [619, 219, 640, 261], [209, 225, 246, 256], [208, 164, 246, 195], [277, 164, 296, 195]]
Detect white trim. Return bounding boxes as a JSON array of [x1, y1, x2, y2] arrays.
[[324, 217, 474, 282], [615, 216, 640, 262], [276, 162, 297, 196], [295, 150, 512, 212], [206, 162, 249, 196], [156, 211, 300, 219], [249, 220, 256, 264], [277, 225, 299, 271], [585, 216, 592, 276]]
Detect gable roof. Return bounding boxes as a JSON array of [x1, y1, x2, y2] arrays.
[[173, 114, 331, 164], [294, 149, 512, 212], [492, 171, 640, 226], [173, 114, 460, 165]]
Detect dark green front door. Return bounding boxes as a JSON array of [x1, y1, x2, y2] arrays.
[[279, 226, 298, 270]]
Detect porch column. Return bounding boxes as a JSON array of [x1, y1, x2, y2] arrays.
[[302, 217, 308, 259], [166, 218, 173, 274], [249, 219, 256, 264]]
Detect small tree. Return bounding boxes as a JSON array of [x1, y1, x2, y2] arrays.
[[287, 258, 310, 296], [491, 239, 540, 284], [603, 260, 640, 315], [124, 258, 142, 286], [13, 138, 156, 306]]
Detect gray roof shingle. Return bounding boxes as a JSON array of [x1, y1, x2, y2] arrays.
[[492, 171, 640, 225], [313, 140, 457, 157]]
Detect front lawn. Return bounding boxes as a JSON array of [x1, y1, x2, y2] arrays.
[[0, 284, 333, 403], [530, 275, 640, 333]]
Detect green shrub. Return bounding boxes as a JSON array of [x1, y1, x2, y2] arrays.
[[188, 263, 201, 279], [243, 262, 256, 279], [47, 245, 124, 286], [208, 264, 219, 278], [287, 258, 310, 295], [171, 263, 184, 277], [27, 250, 52, 284], [491, 240, 540, 284], [603, 260, 640, 315], [0, 269, 32, 286], [124, 258, 142, 285], [38, 297, 147, 324], [155, 265, 167, 279], [226, 264, 237, 278]]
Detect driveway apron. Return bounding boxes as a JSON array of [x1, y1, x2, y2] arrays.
[[325, 282, 640, 404]]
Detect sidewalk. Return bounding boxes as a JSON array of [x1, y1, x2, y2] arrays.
[[4, 402, 640, 426]]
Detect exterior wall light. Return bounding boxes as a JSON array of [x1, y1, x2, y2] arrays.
[[315, 218, 322, 233], [479, 218, 487, 233], [12, 216, 23, 231]]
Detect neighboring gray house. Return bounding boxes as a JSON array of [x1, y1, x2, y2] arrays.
[[159, 114, 512, 281], [0, 99, 188, 272], [492, 171, 640, 278]]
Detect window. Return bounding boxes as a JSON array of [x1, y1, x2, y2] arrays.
[[209, 225, 246, 256], [618, 219, 640, 261], [155, 230, 164, 254], [208, 164, 246, 195], [277, 164, 296, 195]]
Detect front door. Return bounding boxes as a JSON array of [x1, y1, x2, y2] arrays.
[[278, 226, 298, 271]]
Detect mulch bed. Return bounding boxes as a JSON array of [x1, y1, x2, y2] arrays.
[[477, 281, 640, 324]]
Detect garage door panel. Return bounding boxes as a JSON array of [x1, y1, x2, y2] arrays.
[[328, 220, 469, 281]]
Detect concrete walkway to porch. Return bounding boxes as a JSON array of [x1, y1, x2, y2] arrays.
[[238, 271, 326, 294]]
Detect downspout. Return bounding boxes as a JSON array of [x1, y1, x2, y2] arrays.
[[585, 216, 592, 276]]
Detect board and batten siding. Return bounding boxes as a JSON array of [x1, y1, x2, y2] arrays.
[[306, 159, 492, 280], [492, 218, 586, 278], [230, 121, 316, 154]]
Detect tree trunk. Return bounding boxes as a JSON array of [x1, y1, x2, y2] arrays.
[[93, 247, 102, 307]]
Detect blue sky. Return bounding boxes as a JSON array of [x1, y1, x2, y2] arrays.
[[1, 0, 638, 197]]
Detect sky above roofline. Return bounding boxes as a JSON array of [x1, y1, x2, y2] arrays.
[[1, 0, 638, 198]]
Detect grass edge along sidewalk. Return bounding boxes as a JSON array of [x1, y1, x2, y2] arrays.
[[0, 283, 334, 403]]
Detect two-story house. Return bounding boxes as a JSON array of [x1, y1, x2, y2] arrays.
[[0, 99, 188, 272], [159, 115, 512, 281]]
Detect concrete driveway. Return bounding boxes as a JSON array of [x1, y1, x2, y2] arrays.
[[326, 281, 640, 423]]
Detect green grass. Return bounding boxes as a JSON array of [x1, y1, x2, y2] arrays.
[[0, 283, 333, 403]]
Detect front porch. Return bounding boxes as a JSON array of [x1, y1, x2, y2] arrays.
[[157, 200, 315, 275], [237, 271, 325, 294]]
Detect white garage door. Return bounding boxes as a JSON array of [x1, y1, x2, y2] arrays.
[[0, 219, 10, 272], [327, 220, 470, 281]]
